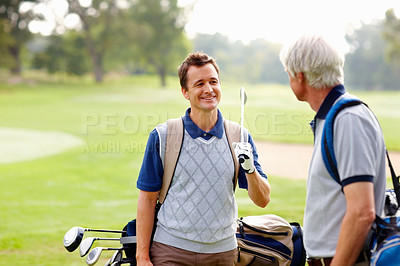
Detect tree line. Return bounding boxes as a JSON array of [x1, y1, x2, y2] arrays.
[[1, 0, 191, 86], [1, 1, 400, 90]]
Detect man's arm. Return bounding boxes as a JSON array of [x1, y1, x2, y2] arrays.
[[331, 182, 375, 266], [246, 170, 271, 208], [136, 190, 159, 266], [233, 140, 271, 208]]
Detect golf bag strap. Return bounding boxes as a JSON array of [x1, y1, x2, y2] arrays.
[[224, 119, 241, 191], [159, 117, 184, 204], [322, 98, 400, 198], [322, 98, 364, 185]]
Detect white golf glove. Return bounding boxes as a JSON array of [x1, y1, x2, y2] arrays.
[[233, 142, 255, 174]]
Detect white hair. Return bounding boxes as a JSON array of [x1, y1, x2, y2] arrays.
[[279, 34, 345, 89]]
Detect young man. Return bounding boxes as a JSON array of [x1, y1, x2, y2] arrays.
[[279, 34, 386, 266], [136, 52, 271, 265]]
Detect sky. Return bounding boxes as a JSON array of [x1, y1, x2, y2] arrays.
[[24, 0, 400, 49], [178, 0, 400, 46]]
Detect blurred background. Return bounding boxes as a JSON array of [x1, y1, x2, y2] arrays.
[[1, 0, 400, 90], [1, 0, 400, 265]]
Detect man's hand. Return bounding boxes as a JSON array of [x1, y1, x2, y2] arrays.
[[233, 142, 255, 174]]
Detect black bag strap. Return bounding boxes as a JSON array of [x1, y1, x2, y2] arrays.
[[386, 150, 400, 207], [374, 215, 400, 231]]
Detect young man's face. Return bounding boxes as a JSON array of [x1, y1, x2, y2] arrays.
[[182, 63, 221, 113]]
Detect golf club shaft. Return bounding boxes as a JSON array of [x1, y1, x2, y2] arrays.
[[240, 87, 245, 143], [87, 229, 125, 234], [238, 87, 247, 164]]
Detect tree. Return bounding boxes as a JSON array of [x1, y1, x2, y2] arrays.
[[0, 18, 14, 68], [0, 0, 36, 74], [345, 22, 400, 90], [383, 8, 400, 64], [64, 32, 90, 76], [130, 0, 191, 87], [32, 32, 90, 76], [66, 0, 126, 82], [31, 35, 65, 73]]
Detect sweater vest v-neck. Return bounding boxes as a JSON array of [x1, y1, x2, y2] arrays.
[[154, 125, 237, 253]]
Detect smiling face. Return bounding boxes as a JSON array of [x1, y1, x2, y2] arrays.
[[182, 63, 221, 114]]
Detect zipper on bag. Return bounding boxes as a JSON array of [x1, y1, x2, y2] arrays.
[[237, 246, 276, 263]]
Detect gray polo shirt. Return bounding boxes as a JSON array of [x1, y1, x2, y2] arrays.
[[304, 87, 386, 258]]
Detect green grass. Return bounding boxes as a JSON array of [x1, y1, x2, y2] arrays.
[[0, 73, 399, 265]]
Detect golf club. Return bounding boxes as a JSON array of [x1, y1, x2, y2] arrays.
[[86, 247, 123, 266], [110, 258, 136, 266], [105, 249, 123, 265], [239, 87, 248, 163], [63, 226, 125, 252], [79, 237, 121, 257]]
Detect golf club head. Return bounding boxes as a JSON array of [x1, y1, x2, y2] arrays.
[[86, 247, 103, 266], [105, 250, 123, 266], [64, 226, 85, 252], [240, 87, 247, 105], [80, 237, 121, 257], [80, 237, 96, 257], [110, 249, 123, 264]]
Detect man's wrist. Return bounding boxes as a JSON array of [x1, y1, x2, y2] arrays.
[[244, 166, 255, 174]]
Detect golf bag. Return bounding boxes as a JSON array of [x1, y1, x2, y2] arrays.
[[235, 214, 306, 266], [370, 215, 400, 265], [121, 219, 138, 265], [369, 152, 400, 265], [321, 97, 400, 264]]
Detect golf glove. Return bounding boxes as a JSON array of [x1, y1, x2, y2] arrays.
[[233, 142, 255, 174]]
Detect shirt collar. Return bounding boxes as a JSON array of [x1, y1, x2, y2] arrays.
[[315, 84, 346, 119], [182, 108, 224, 139], [310, 84, 346, 136]]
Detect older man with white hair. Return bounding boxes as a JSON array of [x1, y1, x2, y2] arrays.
[[279, 34, 386, 266]]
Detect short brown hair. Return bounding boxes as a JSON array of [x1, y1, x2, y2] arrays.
[[178, 52, 220, 90]]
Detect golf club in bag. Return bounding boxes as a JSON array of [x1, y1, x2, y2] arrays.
[[63, 224, 137, 265], [64, 226, 125, 253]]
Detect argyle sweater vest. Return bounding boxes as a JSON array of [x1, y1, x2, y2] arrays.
[[153, 124, 237, 253]]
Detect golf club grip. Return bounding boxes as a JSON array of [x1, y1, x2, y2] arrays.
[[238, 154, 245, 164]]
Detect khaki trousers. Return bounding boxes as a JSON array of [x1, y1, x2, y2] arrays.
[[150, 241, 235, 266]]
